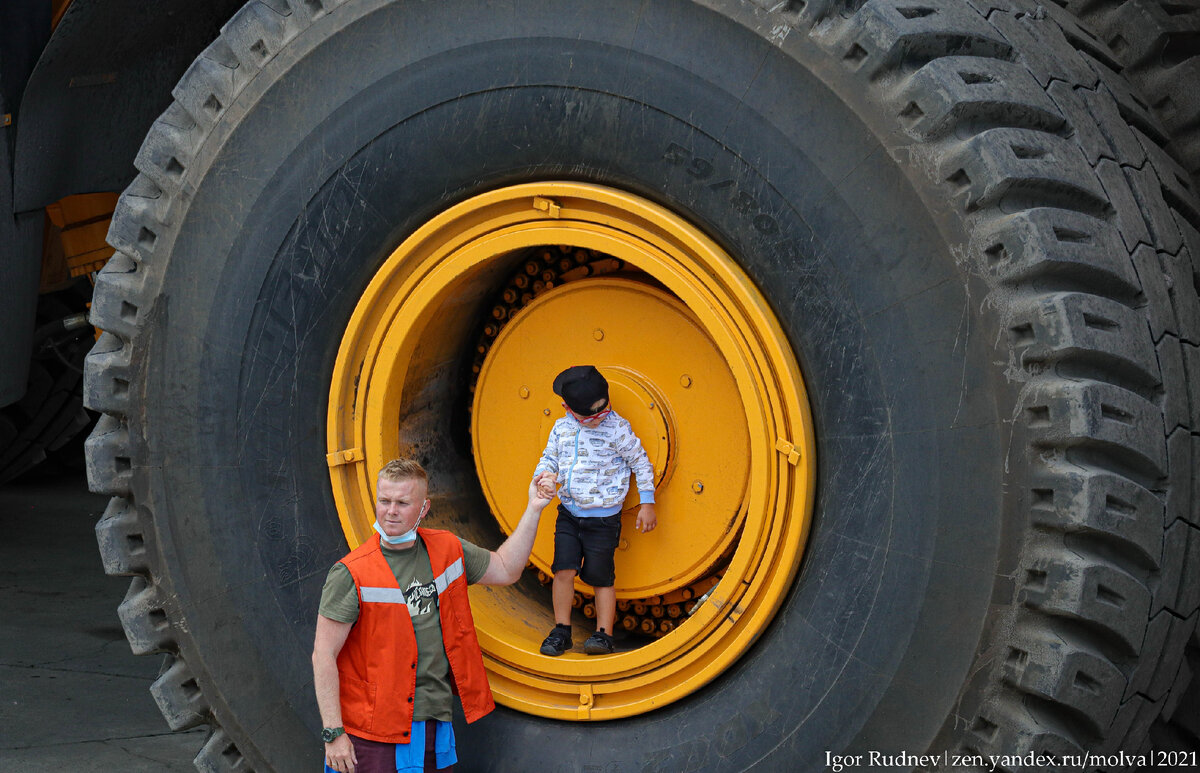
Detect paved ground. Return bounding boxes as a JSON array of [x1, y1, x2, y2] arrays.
[[0, 470, 204, 771]]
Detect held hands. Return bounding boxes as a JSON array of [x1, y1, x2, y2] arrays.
[[635, 502, 657, 533], [529, 472, 558, 508], [325, 733, 356, 773]]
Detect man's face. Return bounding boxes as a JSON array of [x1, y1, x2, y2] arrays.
[[375, 477, 429, 539]]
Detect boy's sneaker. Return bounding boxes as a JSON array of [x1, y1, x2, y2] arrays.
[[584, 630, 614, 655], [540, 625, 572, 656]]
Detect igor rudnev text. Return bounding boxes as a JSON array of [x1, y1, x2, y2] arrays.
[[825, 749, 1197, 771]]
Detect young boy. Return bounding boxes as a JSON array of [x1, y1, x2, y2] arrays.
[[533, 365, 657, 656]]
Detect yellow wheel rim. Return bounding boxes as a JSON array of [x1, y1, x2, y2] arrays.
[[327, 182, 816, 720]]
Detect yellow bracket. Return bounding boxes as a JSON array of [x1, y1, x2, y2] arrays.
[[326, 447, 364, 467], [577, 684, 594, 719], [532, 196, 561, 218], [775, 438, 801, 466]]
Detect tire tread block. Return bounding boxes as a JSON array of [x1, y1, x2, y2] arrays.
[[95, 496, 148, 576]]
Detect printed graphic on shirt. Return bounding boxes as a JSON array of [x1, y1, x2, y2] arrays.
[[404, 576, 439, 619]]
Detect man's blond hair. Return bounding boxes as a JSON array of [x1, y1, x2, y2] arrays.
[[378, 458, 428, 486]]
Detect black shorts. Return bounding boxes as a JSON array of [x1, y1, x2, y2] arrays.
[[551, 505, 621, 588]]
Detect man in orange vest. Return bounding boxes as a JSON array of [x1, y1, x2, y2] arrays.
[[313, 458, 554, 773]]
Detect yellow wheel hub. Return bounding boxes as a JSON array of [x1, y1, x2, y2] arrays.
[[327, 182, 815, 720], [472, 279, 749, 598]]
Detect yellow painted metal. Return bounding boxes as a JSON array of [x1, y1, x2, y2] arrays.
[[327, 182, 815, 720], [472, 279, 749, 598], [43, 192, 119, 283]]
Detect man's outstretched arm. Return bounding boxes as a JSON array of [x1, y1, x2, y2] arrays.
[[477, 479, 554, 586]]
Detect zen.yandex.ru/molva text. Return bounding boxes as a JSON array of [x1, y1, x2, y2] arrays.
[[825, 750, 1196, 771]]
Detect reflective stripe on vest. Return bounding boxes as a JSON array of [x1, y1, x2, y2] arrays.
[[360, 586, 408, 604], [433, 558, 463, 596], [360, 558, 463, 605]]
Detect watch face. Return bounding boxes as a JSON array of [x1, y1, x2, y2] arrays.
[[321, 727, 342, 742]]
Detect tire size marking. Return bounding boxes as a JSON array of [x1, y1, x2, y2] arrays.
[[664, 143, 780, 236]]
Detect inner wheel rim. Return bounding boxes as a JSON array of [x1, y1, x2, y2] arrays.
[[327, 182, 816, 720], [473, 278, 749, 599]]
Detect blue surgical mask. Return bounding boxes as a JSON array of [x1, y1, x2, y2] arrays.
[[374, 501, 428, 544], [375, 520, 418, 544]]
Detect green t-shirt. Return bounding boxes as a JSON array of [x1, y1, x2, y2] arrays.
[[318, 534, 492, 721]]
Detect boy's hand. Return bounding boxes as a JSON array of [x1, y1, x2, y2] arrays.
[[635, 503, 657, 533], [534, 471, 558, 499], [529, 476, 555, 508]]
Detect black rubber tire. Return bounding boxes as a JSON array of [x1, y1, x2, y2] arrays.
[[84, 1, 1200, 771], [1055, 0, 1200, 188], [0, 282, 94, 486]]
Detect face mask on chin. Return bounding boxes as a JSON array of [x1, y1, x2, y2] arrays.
[[374, 501, 428, 545]]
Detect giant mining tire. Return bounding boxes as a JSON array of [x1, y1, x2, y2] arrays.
[[85, 1, 1200, 771]]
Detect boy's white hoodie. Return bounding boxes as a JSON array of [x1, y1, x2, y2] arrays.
[[533, 409, 655, 517]]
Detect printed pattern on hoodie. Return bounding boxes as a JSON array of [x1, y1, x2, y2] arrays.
[[533, 409, 655, 513]]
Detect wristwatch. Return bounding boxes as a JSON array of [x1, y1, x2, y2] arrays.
[[321, 726, 345, 743]]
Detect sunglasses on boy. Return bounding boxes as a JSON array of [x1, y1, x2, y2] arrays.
[[564, 401, 611, 422]]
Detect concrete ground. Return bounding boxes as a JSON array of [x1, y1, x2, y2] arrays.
[[0, 470, 204, 771]]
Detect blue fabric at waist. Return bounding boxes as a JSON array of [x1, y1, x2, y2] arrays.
[[563, 502, 623, 518]]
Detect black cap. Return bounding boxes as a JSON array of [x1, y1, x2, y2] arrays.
[[552, 365, 609, 415]]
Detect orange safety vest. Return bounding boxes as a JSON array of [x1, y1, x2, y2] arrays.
[[336, 528, 495, 743]]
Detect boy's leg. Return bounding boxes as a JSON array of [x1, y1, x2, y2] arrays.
[[552, 569, 577, 625], [550, 505, 584, 627], [594, 585, 615, 634], [578, 514, 621, 637]]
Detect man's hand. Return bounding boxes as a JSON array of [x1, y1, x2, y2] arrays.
[[635, 502, 657, 533], [532, 472, 557, 503], [533, 471, 557, 500], [324, 733, 356, 773]]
